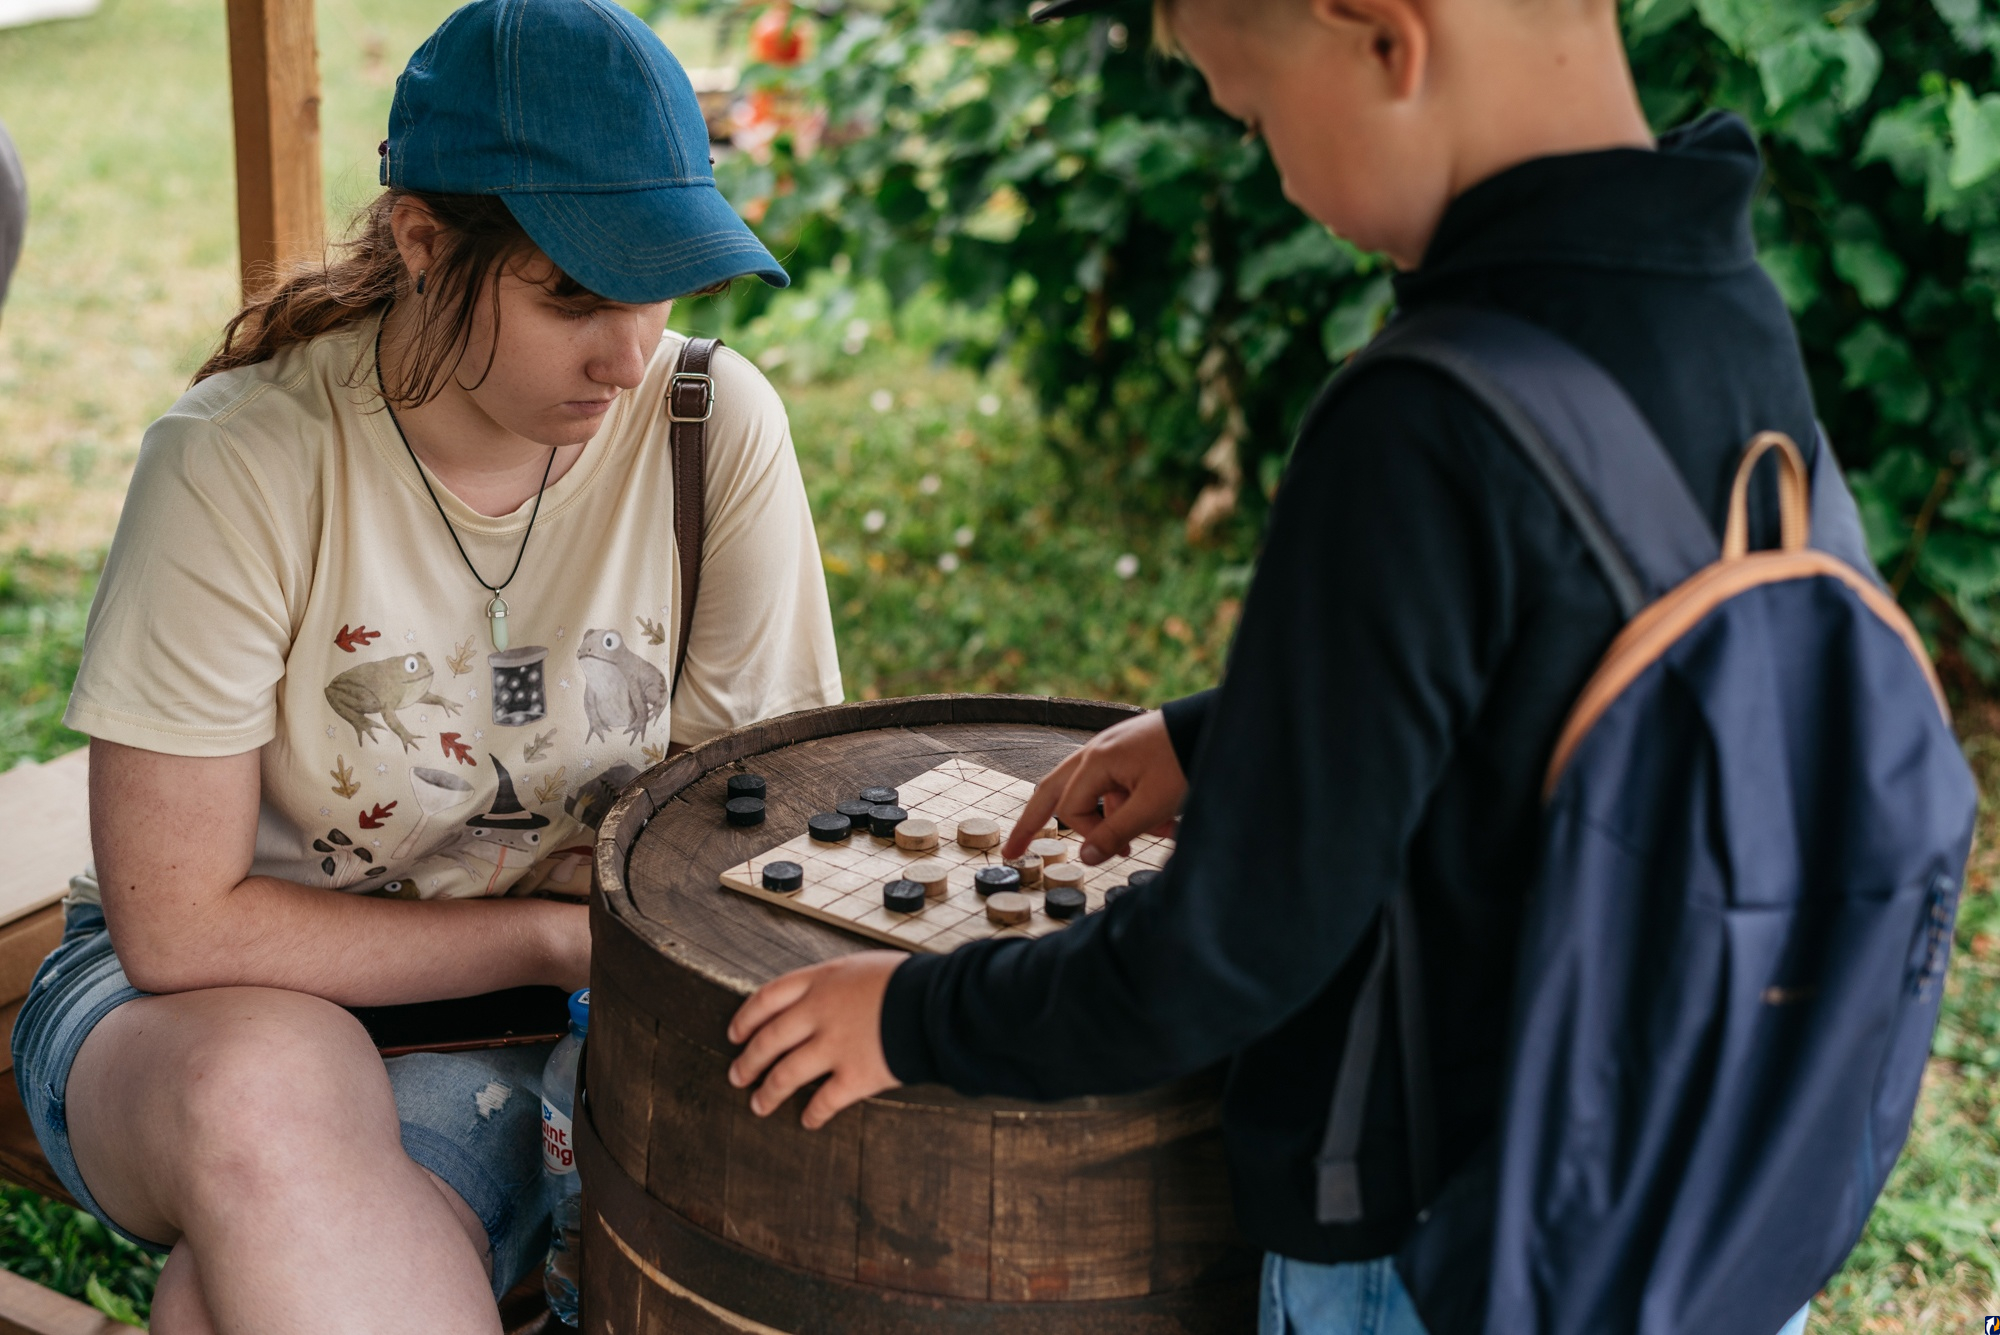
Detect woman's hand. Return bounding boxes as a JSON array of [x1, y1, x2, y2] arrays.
[[728, 952, 903, 1129], [1003, 710, 1186, 866]]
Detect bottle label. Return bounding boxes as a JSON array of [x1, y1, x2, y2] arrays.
[[542, 1098, 576, 1175]]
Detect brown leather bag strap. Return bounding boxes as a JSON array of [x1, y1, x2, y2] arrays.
[[668, 336, 721, 697]]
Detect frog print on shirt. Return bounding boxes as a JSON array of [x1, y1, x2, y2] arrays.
[[577, 628, 667, 743], [325, 652, 463, 752]]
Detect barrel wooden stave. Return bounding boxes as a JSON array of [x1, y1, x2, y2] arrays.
[[588, 698, 1257, 1332]]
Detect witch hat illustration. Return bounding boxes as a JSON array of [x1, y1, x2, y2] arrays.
[[466, 756, 551, 831]]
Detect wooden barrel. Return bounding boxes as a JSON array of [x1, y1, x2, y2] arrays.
[[583, 695, 1258, 1334]]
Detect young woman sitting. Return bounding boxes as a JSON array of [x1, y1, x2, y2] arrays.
[[10, 3, 841, 1330]]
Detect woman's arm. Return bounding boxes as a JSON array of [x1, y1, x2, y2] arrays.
[[91, 739, 589, 1004]]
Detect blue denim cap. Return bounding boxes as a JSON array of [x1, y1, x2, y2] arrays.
[[383, 0, 788, 303]]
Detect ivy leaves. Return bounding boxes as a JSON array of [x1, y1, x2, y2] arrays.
[[673, 0, 2000, 662]]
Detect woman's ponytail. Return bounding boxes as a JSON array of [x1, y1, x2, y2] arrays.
[[196, 192, 405, 385], [192, 190, 575, 407]]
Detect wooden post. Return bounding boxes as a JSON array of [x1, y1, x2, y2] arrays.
[[226, 0, 324, 299]]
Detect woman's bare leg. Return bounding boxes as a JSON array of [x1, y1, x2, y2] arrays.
[[64, 987, 501, 1335]]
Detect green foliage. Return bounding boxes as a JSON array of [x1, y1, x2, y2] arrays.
[[666, 0, 2000, 657], [0, 1184, 160, 1326], [0, 553, 94, 770]]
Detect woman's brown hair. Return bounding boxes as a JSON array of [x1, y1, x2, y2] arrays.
[[195, 190, 601, 406]]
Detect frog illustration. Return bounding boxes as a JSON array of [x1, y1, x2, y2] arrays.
[[577, 628, 667, 744], [325, 652, 462, 752]]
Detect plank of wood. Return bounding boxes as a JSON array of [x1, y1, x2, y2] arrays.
[[226, 0, 324, 297], [854, 1101, 993, 1299], [642, 1026, 731, 1234], [0, 910, 62, 1017], [0, 750, 87, 931], [721, 1077, 863, 1278], [0, 1266, 127, 1335], [990, 1109, 1160, 1302]]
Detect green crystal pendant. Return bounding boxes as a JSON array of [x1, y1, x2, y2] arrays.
[[488, 595, 510, 651]]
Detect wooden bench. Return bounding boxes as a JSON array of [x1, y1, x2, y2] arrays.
[[0, 749, 551, 1333]]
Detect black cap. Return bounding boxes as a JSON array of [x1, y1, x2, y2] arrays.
[[1031, 0, 1122, 20]]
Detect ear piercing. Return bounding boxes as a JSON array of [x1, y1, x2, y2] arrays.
[[415, 269, 428, 296]]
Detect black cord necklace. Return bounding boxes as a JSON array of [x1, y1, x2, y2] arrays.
[[377, 326, 556, 651]]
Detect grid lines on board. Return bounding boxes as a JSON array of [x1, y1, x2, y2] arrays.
[[717, 759, 1172, 953]]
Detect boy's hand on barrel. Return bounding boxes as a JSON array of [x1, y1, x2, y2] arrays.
[[1005, 710, 1185, 867], [728, 952, 903, 1128]]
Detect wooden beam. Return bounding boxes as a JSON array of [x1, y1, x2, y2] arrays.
[[0, 1267, 127, 1335], [226, 0, 324, 299]]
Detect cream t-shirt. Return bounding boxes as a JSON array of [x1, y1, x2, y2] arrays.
[[65, 314, 842, 902]]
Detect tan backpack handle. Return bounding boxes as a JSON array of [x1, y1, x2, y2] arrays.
[[1721, 431, 1810, 561]]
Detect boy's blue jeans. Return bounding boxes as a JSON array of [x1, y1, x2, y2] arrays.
[[1258, 1254, 1815, 1335]]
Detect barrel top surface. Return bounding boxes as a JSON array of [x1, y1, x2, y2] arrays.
[[600, 696, 1137, 997]]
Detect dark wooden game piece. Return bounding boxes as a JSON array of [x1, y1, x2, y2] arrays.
[[1045, 885, 1086, 920], [859, 786, 899, 806], [883, 880, 926, 914], [725, 797, 766, 828], [836, 798, 875, 822], [868, 805, 908, 839], [761, 861, 803, 893], [1127, 868, 1163, 890], [807, 812, 852, 843], [974, 865, 1021, 897], [1105, 883, 1132, 904], [727, 774, 766, 803]]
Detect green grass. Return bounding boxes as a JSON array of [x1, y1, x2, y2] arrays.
[[0, 553, 94, 771], [0, 0, 1995, 1329]]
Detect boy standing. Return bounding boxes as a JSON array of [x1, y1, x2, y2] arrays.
[[730, 1, 1821, 1330]]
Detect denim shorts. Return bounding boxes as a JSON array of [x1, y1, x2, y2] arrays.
[[10, 904, 556, 1299], [1257, 1254, 1815, 1335]]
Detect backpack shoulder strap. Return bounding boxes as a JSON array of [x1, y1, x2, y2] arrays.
[[1329, 305, 1719, 615], [669, 336, 722, 697], [1310, 306, 1720, 1227]]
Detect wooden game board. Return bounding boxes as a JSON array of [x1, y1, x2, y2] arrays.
[[718, 758, 1173, 953]]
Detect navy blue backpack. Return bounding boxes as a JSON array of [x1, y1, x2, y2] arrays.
[[1309, 308, 1978, 1335]]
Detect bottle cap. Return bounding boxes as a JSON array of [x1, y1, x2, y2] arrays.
[[568, 987, 591, 1034]]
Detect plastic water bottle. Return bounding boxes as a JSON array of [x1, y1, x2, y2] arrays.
[[542, 988, 589, 1326]]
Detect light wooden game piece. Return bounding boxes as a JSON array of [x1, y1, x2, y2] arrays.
[[895, 818, 940, 852], [985, 891, 1031, 926], [1004, 852, 1043, 888], [1037, 821, 1060, 840], [1043, 861, 1086, 893], [957, 816, 1002, 850], [906, 860, 951, 900], [715, 759, 1176, 954], [1029, 838, 1070, 865]]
